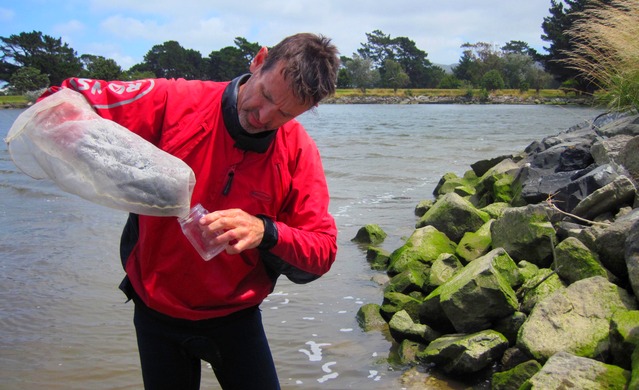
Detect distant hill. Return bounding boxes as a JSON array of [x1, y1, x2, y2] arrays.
[[434, 63, 455, 74]]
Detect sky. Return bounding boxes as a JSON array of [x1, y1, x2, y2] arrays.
[[0, 0, 557, 70]]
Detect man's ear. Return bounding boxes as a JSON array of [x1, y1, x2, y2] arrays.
[[250, 47, 268, 73]]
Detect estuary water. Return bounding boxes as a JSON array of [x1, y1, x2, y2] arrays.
[[0, 103, 604, 389]]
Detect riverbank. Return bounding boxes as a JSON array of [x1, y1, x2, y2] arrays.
[[324, 93, 594, 106], [355, 110, 639, 389], [1, 89, 596, 109]]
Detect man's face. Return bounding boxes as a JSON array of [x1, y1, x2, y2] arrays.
[[237, 62, 310, 134]]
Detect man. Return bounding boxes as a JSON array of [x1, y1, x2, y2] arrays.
[[40, 33, 339, 389]]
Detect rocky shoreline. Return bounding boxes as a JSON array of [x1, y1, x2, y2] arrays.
[[324, 94, 594, 106], [1, 94, 592, 110], [354, 111, 639, 389]]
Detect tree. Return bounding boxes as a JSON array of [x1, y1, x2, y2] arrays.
[[481, 69, 505, 91], [357, 30, 441, 88], [540, 0, 611, 91], [438, 74, 462, 89], [0, 31, 82, 85], [344, 55, 380, 93], [382, 59, 409, 93], [9, 66, 49, 93], [207, 37, 260, 80], [80, 54, 122, 80], [137, 40, 206, 79]]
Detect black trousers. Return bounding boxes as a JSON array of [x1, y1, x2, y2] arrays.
[[133, 301, 280, 390]]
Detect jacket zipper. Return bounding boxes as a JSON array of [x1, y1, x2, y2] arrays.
[[223, 167, 235, 196]]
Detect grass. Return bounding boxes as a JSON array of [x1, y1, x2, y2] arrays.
[[0, 95, 28, 104], [334, 88, 573, 99], [564, 0, 639, 112]]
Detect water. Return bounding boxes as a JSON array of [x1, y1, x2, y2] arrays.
[[0, 104, 604, 389]]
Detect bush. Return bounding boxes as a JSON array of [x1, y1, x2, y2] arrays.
[[564, 0, 639, 111]]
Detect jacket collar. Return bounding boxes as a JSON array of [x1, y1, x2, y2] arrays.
[[221, 74, 277, 153]]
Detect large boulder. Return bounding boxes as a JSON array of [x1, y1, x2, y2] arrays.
[[524, 351, 630, 389], [388, 310, 440, 344], [388, 225, 457, 275], [352, 224, 387, 244], [416, 192, 490, 242], [517, 276, 637, 362], [609, 310, 639, 369], [594, 208, 639, 282], [380, 291, 422, 322], [427, 253, 463, 291], [421, 248, 520, 333], [554, 236, 610, 285], [619, 136, 639, 182], [513, 164, 620, 212], [491, 360, 542, 390], [418, 330, 509, 375], [356, 303, 388, 332], [626, 219, 639, 298], [571, 175, 637, 220], [455, 219, 494, 262], [517, 268, 565, 314], [490, 204, 557, 266]]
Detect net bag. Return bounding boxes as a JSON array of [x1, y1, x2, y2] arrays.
[[5, 88, 195, 217]]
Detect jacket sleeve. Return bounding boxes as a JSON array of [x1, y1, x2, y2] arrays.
[[269, 126, 338, 278], [40, 78, 169, 144]]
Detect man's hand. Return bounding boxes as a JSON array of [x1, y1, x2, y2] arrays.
[[198, 208, 265, 254]]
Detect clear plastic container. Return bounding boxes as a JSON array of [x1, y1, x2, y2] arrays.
[[178, 204, 226, 260]]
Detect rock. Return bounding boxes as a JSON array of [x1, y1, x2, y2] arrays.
[[481, 202, 510, 219], [517, 268, 565, 314], [492, 311, 527, 346], [500, 347, 535, 371], [416, 192, 490, 242], [366, 246, 391, 271], [471, 154, 515, 177], [433, 171, 478, 198], [517, 276, 637, 362], [491, 360, 542, 390], [619, 136, 639, 183], [352, 224, 387, 244], [388, 310, 440, 344], [631, 346, 639, 390], [418, 330, 509, 375], [385, 269, 426, 295], [571, 175, 637, 220], [414, 199, 434, 217], [513, 164, 620, 212], [472, 159, 520, 207], [595, 208, 639, 282], [597, 112, 639, 137], [397, 339, 425, 365], [380, 292, 422, 322], [517, 260, 540, 282], [524, 351, 630, 389], [388, 226, 456, 275], [456, 219, 494, 262], [591, 134, 635, 165], [427, 253, 463, 291], [490, 204, 557, 267], [421, 248, 520, 333], [626, 219, 639, 298], [609, 310, 639, 369], [356, 303, 388, 332], [554, 236, 610, 285]]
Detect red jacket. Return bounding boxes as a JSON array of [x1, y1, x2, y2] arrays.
[[42, 78, 337, 320]]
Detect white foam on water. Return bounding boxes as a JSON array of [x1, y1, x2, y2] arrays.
[[317, 362, 339, 383], [298, 341, 331, 362]]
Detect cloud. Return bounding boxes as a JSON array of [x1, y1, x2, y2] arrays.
[[0, 7, 15, 22]]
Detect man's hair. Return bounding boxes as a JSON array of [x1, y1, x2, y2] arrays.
[[262, 33, 340, 106]]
